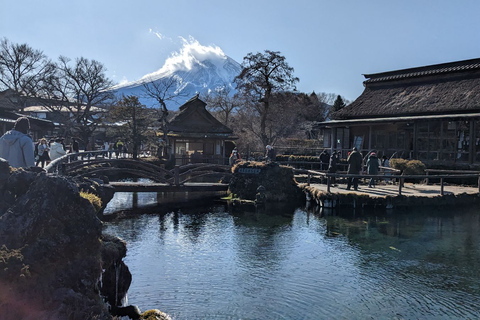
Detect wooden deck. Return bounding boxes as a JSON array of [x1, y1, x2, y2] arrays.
[[308, 182, 479, 198]]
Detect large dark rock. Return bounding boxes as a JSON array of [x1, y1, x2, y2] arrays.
[[100, 234, 132, 307], [228, 161, 304, 202], [0, 169, 113, 319]]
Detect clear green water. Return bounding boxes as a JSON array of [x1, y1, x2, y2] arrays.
[[103, 200, 480, 320]]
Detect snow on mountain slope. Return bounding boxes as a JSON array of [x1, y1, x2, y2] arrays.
[[109, 38, 241, 110]]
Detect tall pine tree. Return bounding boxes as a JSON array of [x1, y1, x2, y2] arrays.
[[331, 95, 346, 113]]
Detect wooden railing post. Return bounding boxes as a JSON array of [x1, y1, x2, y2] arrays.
[[174, 165, 180, 186], [426, 171, 429, 185], [307, 172, 311, 186], [398, 177, 403, 196], [440, 178, 444, 196], [327, 174, 331, 193]]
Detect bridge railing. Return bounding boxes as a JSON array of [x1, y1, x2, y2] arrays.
[[45, 150, 132, 174], [46, 153, 232, 186], [296, 168, 480, 196]]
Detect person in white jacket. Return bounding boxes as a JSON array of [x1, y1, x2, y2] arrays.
[[0, 117, 35, 168], [49, 138, 67, 161]]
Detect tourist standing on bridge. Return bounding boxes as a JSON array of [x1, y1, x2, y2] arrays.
[[36, 138, 50, 168], [116, 140, 124, 158], [346, 147, 362, 191], [70, 138, 79, 161], [327, 150, 340, 186], [366, 152, 380, 188], [49, 138, 67, 161], [319, 149, 330, 170], [0, 116, 35, 168], [265, 145, 276, 162]]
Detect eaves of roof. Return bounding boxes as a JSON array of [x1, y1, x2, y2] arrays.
[[318, 112, 480, 128]]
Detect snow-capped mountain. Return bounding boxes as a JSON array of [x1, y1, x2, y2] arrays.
[[109, 40, 242, 110]]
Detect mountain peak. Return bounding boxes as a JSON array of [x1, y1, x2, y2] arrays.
[[110, 38, 241, 109]]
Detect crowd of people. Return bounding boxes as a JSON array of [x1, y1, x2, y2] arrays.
[[0, 116, 132, 169], [319, 148, 392, 190]]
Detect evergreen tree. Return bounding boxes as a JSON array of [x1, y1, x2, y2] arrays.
[[332, 95, 346, 113]]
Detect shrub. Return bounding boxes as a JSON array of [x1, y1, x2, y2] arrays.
[[390, 159, 426, 175], [80, 191, 102, 212], [276, 155, 318, 162]]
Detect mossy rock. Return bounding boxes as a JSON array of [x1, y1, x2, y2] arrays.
[[228, 161, 303, 202], [141, 309, 172, 320]]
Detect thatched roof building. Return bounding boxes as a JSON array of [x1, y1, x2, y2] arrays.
[[334, 58, 480, 119], [318, 58, 480, 165], [168, 95, 235, 138], [167, 95, 237, 165]]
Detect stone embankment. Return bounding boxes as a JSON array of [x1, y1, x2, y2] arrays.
[[0, 159, 170, 320], [301, 182, 480, 209]]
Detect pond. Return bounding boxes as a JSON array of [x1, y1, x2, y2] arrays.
[[103, 195, 480, 320]]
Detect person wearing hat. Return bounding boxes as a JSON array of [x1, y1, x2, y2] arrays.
[[0, 116, 35, 168], [366, 152, 380, 188]]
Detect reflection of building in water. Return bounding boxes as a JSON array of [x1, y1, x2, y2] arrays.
[[168, 95, 237, 165], [317, 58, 480, 165]]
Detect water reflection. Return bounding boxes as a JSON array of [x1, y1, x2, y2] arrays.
[[103, 198, 480, 320]]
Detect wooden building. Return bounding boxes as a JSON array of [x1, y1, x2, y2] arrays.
[[0, 90, 55, 141], [318, 58, 480, 165], [168, 95, 237, 165]]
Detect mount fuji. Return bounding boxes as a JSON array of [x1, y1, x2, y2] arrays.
[[109, 40, 242, 110]]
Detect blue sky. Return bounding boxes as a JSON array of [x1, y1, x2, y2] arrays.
[[2, 0, 480, 102]]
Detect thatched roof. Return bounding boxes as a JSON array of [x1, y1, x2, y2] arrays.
[[333, 58, 480, 120], [168, 95, 236, 139]]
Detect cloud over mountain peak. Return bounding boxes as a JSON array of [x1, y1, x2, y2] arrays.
[[141, 37, 229, 80], [110, 36, 241, 110]]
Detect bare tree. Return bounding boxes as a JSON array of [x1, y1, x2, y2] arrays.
[[203, 83, 241, 126], [235, 50, 299, 147], [108, 95, 152, 159], [0, 37, 55, 110], [43, 56, 114, 148], [142, 76, 187, 159], [232, 92, 321, 151]]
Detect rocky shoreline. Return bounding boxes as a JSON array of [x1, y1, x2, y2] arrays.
[[0, 159, 305, 319], [0, 159, 170, 320]]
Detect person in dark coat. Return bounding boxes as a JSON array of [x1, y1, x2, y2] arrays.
[[319, 149, 330, 170], [346, 147, 363, 190], [366, 152, 380, 187], [327, 151, 340, 185], [265, 145, 276, 162]]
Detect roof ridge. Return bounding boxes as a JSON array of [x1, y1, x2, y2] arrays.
[[364, 58, 480, 84]]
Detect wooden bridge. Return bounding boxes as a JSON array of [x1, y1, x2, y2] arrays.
[[45, 151, 231, 193]]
